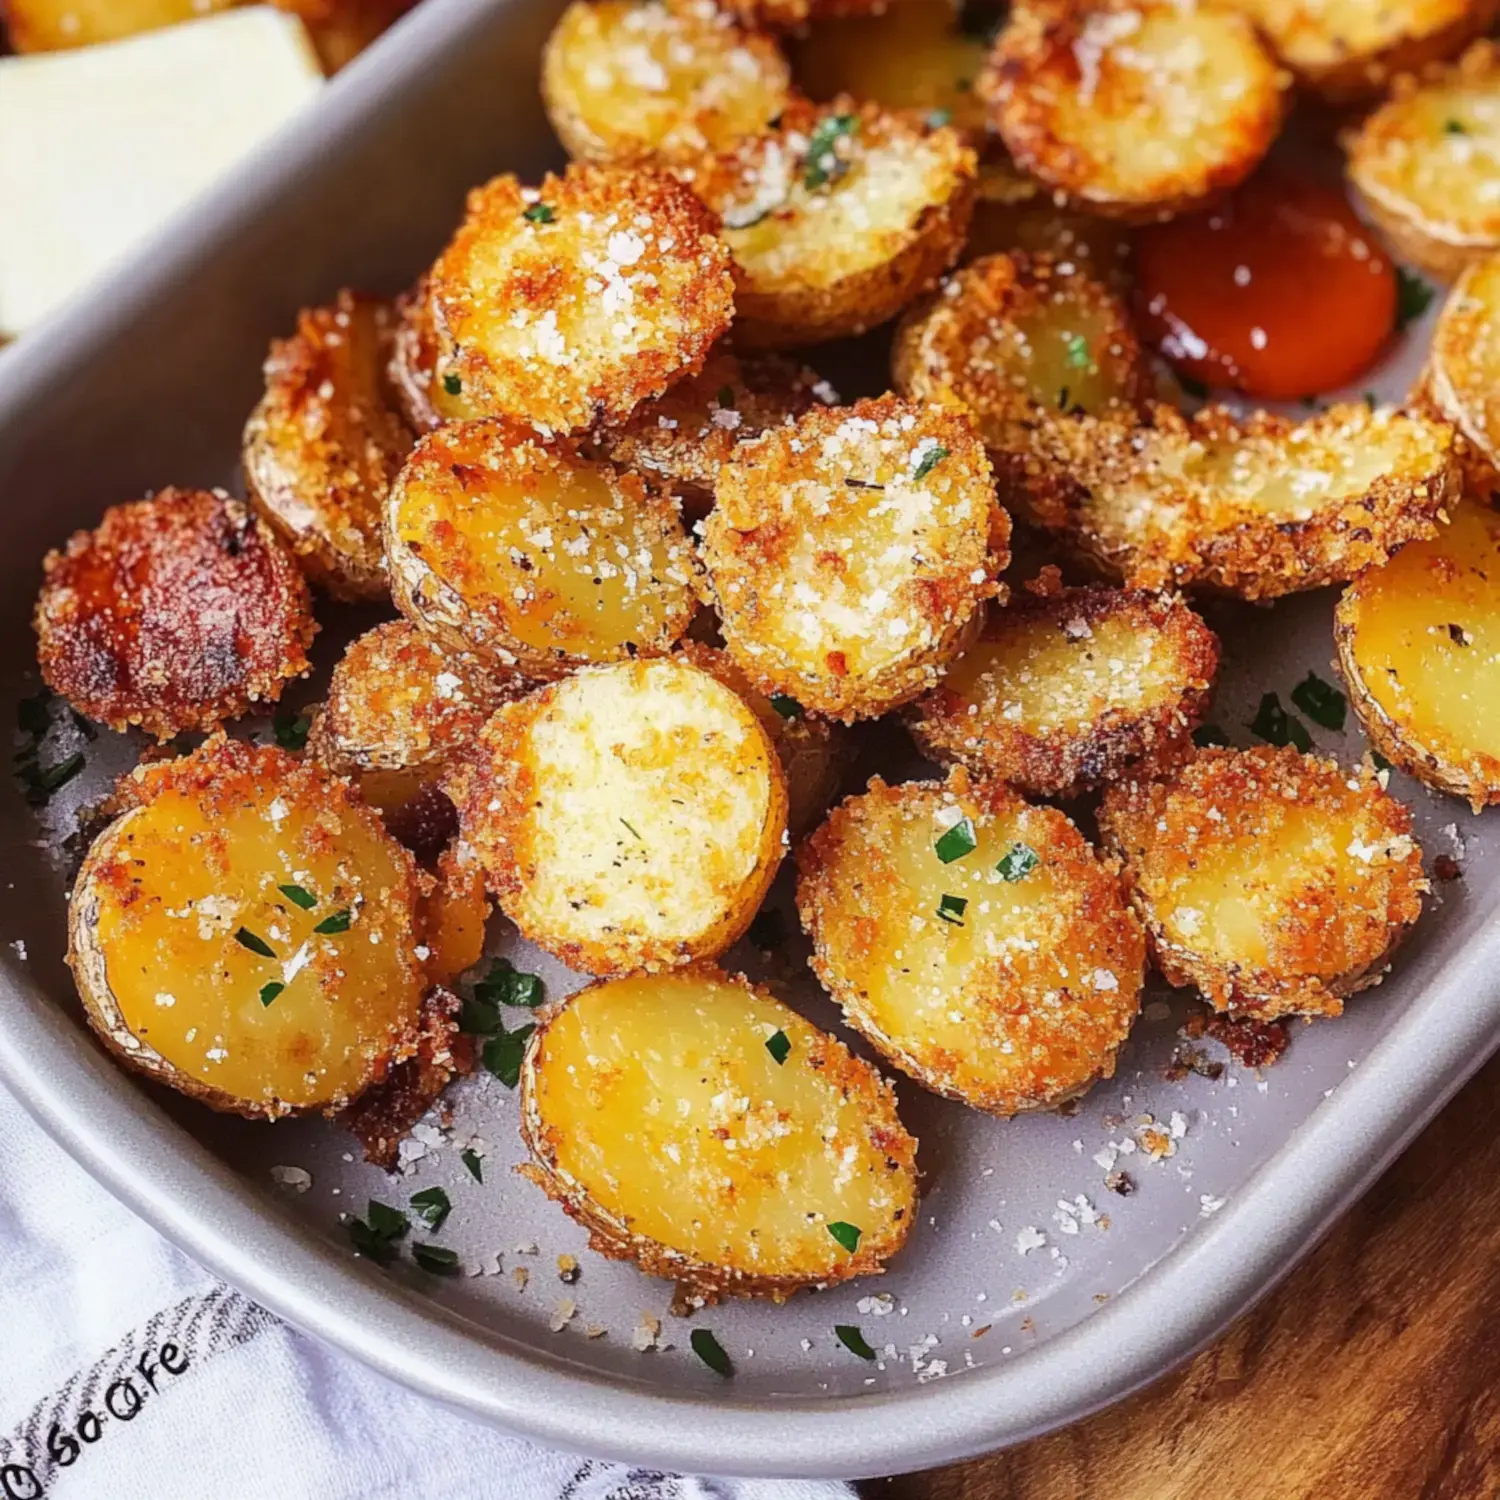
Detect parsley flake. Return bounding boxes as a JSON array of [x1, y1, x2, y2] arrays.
[[690, 1327, 734, 1377], [18, 751, 85, 804], [461, 1148, 484, 1183], [827, 1220, 862, 1254], [910, 444, 950, 483], [412, 1243, 462, 1275], [769, 694, 802, 719], [925, 108, 952, 128], [235, 927, 276, 958], [834, 1324, 876, 1360], [367, 1200, 409, 1239], [410, 1186, 452, 1232], [259, 981, 285, 1008], [278, 883, 317, 910], [1248, 692, 1312, 752], [523, 202, 556, 224], [1396, 267, 1435, 330], [474, 956, 545, 1009], [313, 909, 352, 935], [996, 842, 1039, 882], [442, 372, 463, 396], [272, 708, 311, 751], [934, 816, 977, 864], [1446, 118, 1468, 134], [482, 1023, 536, 1088], [1065, 333, 1091, 368], [349, 1200, 409, 1262], [1290, 671, 1347, 732], [766, 1028, 791, 1065], [803, 113, 858, 190], [936, 893, 967, 924]]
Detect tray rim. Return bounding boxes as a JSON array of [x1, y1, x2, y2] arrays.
[[3, 0, 1500, 1475]]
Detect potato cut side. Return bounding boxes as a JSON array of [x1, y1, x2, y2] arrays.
[[1234, 0, 1499, 103], [908, 585, 1219, 797], [242, 290, 413, 602], [520, 968, 917, 1299], [702, 395, 1008, 721], [386, 279, 492, 434], [421, 841, 492, 986], [429, 164, 734, 433], [683, 98, 976, 348], [1099, 746, 1426, 1018], [1027, 402, 1458, 598], [983, 0, 1284, 221], [387, 419, 701, 678], [542, 0, 791, 164], [0, 0, 233, 51], [35, 487, 316, 739], [1421, 255, 1500, 488], [453, 659, 788, 975], [964, 157, 1132, 279], [68, 738, 427, 1118], [1336, 500, 1500, 809], [798, 770, 1145, 1115]]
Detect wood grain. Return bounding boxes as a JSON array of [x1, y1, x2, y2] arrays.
[[880, 1048, 1500, 1500]]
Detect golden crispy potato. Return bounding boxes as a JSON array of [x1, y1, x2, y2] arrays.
[[592, 348, 830, 514], [907, 584, 1219, 797], [682, 98, 977, 348], [1100, 746, 1427, 1019], [982, 0, 1285, 221], [1235, 0, 1499, 104], [385, 280, 492, 434], [798, 769, 1145, 1114], [1024, 402, 1458, 598], [542, 0, 791, 164], [0, 0, 233, 51], [964, 157, 1132, 278], [67, 738, 427, 1118], [242, 291, 413, 602], [387, 419, 701, 679], [1336, 500, 1500, 809], [702, 395, 1008, 721], [792, 0, 996, 138], [429, 164, 734, 434], [421, 840, 491, 986], [520, 967, 917, 1300], [1419, 255, 1500, 493], [35, 487, 316, 740], [452, 659, 788, 975]]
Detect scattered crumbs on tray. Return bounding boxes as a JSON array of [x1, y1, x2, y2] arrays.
[[550, 1299, 577, 1333], [269, 1164, 312, 1194], [1014, 1226, 1047, 1256]]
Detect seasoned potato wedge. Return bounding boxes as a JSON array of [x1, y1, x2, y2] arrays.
[[682, 98, 977, 348], [1236, 0, 1500, 104], [592, 348, 829, 514], [542, 0, 791, 164], [385, 279, 491, 434], [1025, 402, 1458, 598], [520, 967, 917, 1300], [1099, 746, 1426, 1018], [702, 396, 1008, 721], [964, 157, 1131, 278], [387, 419, 701, 679], [1336, 500, 1500, 809], [452, 659, 788, 975], [429, 164, 734, 433], [67, 738, 427, 1118], [243, 291, 413, 601], [798, 769, 1146, 1114], [0, 0, 233, 51], [982, 0, 1285, 221], [908, 584, 1219, 797], [35, 487, 316, 740], [1419, 255, 1500, 488]]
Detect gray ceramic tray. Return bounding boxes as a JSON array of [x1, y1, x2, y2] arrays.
[[0, 0, 1496, 1477]]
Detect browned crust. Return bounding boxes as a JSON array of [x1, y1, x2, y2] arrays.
[[1098, 746, 1428, 1018], [35, 488, 317, 740], [906, 584, 1220, 798], [1418, 255, 1500, 489], [714, 0, 890, 32]]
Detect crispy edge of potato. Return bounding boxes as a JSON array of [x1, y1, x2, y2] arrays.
[[1418, 254, 1500, 489], [517, 965, 917, 1301], [1022, 402, 1459, 598], [35, 487, 318, 740], [906, 583, 1220, 797], [242, 291, 413, 602], [1098, 745, 1428, 1019], [715, 0, 890, 31], [982, 0, 1285, 222]]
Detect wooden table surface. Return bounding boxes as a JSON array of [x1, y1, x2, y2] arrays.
[[874, 1046, 1500, 1500]]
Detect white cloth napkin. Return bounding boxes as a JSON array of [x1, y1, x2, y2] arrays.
[[0, 1084, 852, 1500]]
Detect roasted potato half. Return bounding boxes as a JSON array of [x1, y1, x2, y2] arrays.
[[242, 291, 413, 601], [798, 769, 1146, 1115], [519, 967, 917, 1300], [1336, 500, 1500, 810], [1235, 0, 1500, 104], [386, 280, 492, 434], [1100, 746, 1427, 1019], [964, 157, 1132, 279], [35, 487, 316, 740], [982, 0, 1285, 221], [387, 419, 701, 679], [1026, 402, 1458, 598], [908, 584, 1219, 798], [542, 0, 791, 164], [0, 0, 233, 51], [1419, 255, 1500, 488], [67, 738, 428, 1118], [702, 395, 1008, 721], [453, 658, 788, 975], [683, 98, 977, 348], [429, 164, 734, 434]]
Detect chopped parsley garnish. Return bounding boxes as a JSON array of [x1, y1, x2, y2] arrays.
[[461, 1148, 484, 1183], [259, 981, 285, 1008], [313, 908, 352, 935], [1248, 692, 1312, 752], [934, 816, 977, 864], [1193, 723, 1231, 749], [474, 955, 545, 1009], [1057, 384, 1071, 411], [348, 1199, 409, 1263], [1446, 118, 1468, 134], [411, 1243, 462, 1275], [278, 883, 317, 910], [910, 444, 950, 483], [272, 708, 311, 751], [803, 113, 858, 190], [367, 1200, 409, 1239], [769, 694, 802, 720], [834, 1324, 876, 1360], [717, 385, 736, 409], [18, 751, 85, 805], [347, 1219, 399, 1264], [1177, 372, 1209, 400], [1395, 267, 1435, 330], [1065, 333, 1091, 368], [766, 1028, 791, 1065], [442, 372, 463, 396], [747, 906, 786, 950], [690, 1328, 733, 1377], [482, 1023, 536, 1088], [996, 842, 1039, 882], [925, 108, 952, 129], [1290, 671, 1347, 732], [826, 1220, 862, 1254], [936, 893, 967, 925], [234, 927, 276, 958], [523, 202, 556, 224], [410, 1186, 452, 1232]]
